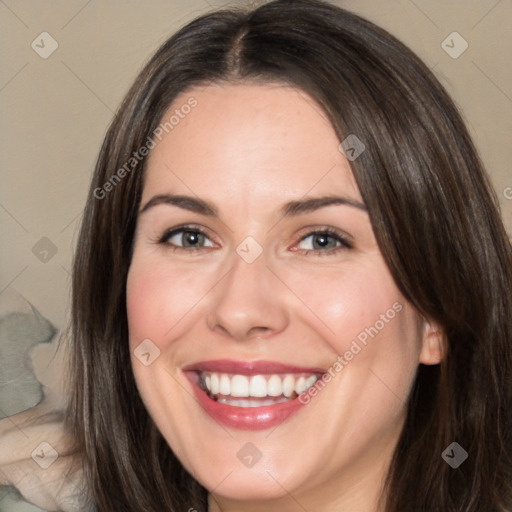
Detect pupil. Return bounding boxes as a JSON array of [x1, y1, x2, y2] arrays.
[[314, 234, 331, 249], [184, 231, 202, 247]]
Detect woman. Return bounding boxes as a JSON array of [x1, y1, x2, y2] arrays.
[[66, 0, 512, 510]]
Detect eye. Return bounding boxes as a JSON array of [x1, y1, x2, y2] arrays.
[[295, 228, 352, 255], [158, 226, 215, 251]]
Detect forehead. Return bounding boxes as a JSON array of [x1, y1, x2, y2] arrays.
[[143, 82, 361, 205]]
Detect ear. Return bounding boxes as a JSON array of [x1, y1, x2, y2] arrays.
[[419, 317, 444, 365]]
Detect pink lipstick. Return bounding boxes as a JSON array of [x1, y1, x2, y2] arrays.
[[183, 359, 324, 430]]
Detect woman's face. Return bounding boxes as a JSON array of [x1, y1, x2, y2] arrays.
[[126, 83, 436, 510]]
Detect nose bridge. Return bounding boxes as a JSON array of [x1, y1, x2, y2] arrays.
[[207, 246, 288, 340]]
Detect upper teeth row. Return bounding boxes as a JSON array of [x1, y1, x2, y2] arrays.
[[202, 372, 319, 398]]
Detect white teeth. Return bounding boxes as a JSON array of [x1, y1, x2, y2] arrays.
[[219, 374, 230, 395], [283, 375, 295, 397], [230, 375, 249, 397], [249, 375, 267, 397], [210, 373, 219, 394], [217, 397, 290, 407], [267, 375, 282, 396], [200, 371, 320, 400], [295, 376, 307, 394], [305, 375, 317, 389]]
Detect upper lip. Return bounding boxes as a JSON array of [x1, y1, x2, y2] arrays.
[[182, 359, 325, 375]]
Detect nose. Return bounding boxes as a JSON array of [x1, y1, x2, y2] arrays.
[[206, 250, 290, 342]]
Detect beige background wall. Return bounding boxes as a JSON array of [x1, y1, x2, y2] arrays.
[[1, 0, 511, 331]]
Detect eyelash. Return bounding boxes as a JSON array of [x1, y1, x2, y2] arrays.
[[155, 224, 353, 256], [156, 225, 213, 253], [297, 227, 353, 256]]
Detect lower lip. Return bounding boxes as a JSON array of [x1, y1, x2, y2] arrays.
[[185, 372, 310, 430]]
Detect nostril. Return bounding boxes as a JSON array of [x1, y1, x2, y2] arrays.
[[210, 324, 273, 342], [247, 326, 271, 338]]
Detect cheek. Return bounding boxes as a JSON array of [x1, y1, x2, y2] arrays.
[[283, 259, 410, 351], [126, 257, 210, 348], [126, 264, 169, 347], [280, 258, 424, 405]]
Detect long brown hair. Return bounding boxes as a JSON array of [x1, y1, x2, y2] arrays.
[[66, 1, 512, 510]]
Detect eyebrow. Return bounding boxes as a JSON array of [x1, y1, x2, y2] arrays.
[[140, 194, 218, 216], [281, 195, 367, 215], [139, 194, 367, 217]]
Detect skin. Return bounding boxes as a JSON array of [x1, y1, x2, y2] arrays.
[[126, 83, 442, 512]]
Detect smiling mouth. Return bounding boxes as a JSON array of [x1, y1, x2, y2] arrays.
[[197, 371, 321, 407], [182, 359, 326, 429]]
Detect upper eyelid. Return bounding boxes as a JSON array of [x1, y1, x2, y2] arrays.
[[295, 225, 352, 240], [303, 231, 347, 241], [295, 230, 353, 251], [162, 224, 211, 236]]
